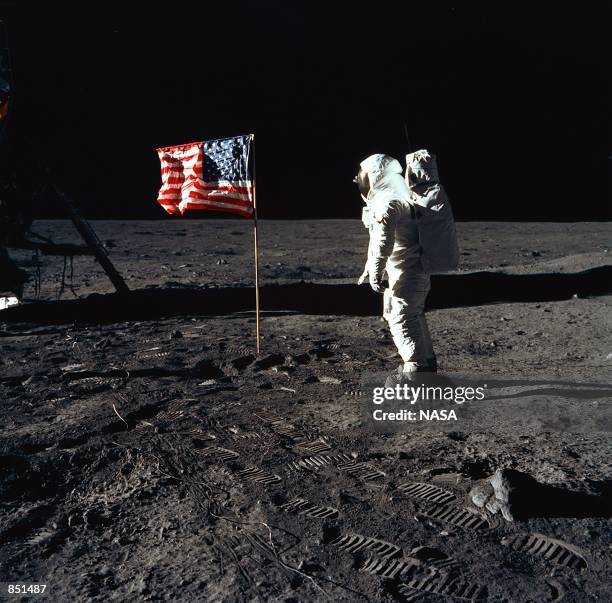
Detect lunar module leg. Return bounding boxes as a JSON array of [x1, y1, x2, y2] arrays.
[[52, 184, 129, 294]]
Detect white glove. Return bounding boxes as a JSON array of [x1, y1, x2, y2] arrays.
[[369, 273, 383, 293], [357, 269, 369, 285]]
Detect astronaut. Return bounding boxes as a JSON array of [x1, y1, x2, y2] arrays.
[[356, 153, 437, 375]]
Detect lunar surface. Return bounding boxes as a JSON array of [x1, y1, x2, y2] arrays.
[[1, 220, 611, 602]]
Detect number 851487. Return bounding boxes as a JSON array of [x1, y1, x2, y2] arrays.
[[7, 584, 47, 594]]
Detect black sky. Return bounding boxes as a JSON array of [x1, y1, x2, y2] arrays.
[[1, 2, 610, 220]]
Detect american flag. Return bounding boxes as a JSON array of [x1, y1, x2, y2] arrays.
[[156, 134, 254, 218]]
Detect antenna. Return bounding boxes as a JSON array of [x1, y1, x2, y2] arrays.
[[403, 121, 413, 153]]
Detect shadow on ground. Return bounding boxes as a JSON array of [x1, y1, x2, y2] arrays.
[[2, 266, 611, 325]]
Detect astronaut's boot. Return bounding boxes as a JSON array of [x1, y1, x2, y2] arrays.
[[384, 362, 418, 388]]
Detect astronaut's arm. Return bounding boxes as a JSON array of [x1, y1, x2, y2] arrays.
[[358, 234, 374, 284], [361, 205, 372, 229], [368, 201, 399, 285]]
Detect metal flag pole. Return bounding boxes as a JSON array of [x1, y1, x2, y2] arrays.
[[251, 134, 261, 355]]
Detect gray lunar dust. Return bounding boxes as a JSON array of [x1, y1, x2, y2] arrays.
[[1, 220, 611, 602]]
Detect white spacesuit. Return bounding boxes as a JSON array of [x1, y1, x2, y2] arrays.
[[358, 153, 437, 374]]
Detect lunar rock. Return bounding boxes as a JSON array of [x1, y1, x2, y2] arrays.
[[469, 482, 493, 508], [471, 468, 612, 524]]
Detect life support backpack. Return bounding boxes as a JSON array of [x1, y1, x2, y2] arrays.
[[405, 150, 459, 273]]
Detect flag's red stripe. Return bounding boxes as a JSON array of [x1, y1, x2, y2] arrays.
[[158, 187, 182, 196], [159, 158, 200, 168], [191, 182, 252, 194], [159, 181, 252, 195], [157, 199, 253, 219], [156, 141, 203, 153], [163, 177, 192, 186], [159, 168, 252, 184], [156, 199, 176, 206], [160, 161, 200, 169], [160, 166, 197, 173], [157, 203, 181, 215], [158, 186, 252, 198], [186, 191, 253, 207], [160, 154, 199, 162], [161, 162, 199, 168], [158, 190, 253, 208]]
